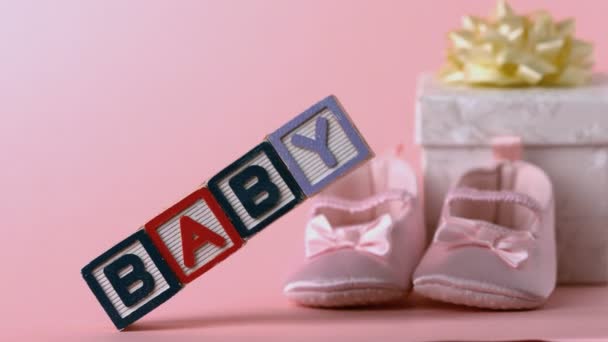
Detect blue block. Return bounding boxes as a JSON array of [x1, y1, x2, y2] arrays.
[[208, 142, 304, 239], [81, 230, 182, 330]]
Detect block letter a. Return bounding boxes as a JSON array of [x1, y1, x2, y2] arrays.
[[180, 216, 226, 268]]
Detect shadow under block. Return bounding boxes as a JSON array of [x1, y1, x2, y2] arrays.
[[268, 95, 373, 196], [145, 187, 244, 284], [81, 230, 182, 330], [208, 142, 304, 239]]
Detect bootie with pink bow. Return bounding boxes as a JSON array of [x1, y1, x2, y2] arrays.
[[283, 149, 426, 307], [413, 137, 557, 309]]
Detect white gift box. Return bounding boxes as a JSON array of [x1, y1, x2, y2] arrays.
[[416, 73, 608, 284]]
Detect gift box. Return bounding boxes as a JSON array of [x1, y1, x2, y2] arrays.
[[416, 73, 608, 284]]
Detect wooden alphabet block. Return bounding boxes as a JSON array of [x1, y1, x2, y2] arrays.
[[144, 187, 243, 284], [81, 230, 182, 330], [208, 142, 304, 239], [82, 95, 373, 330], [268, 95, 373, 196]]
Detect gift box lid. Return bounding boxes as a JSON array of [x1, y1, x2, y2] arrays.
[[416, 73, 608, 147]]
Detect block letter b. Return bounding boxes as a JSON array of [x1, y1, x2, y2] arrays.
[[229, 165, 280, 218], [104, 254, 155, 307]]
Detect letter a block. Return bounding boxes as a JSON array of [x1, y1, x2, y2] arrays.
[[144, 187, 243, 284], [268, 95, 373, 196], [208, 142, 304, 239], [81, 230, 181, 330]]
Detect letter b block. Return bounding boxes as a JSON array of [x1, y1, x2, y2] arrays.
[[81, 230, 181, 330], [268, 95, 373, 196], [208, 142, 304, 239]]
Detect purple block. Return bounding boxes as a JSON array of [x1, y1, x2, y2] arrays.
[[268, 95, 373, 196]]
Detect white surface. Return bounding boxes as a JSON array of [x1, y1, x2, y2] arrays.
[[157, 199, 235, 276], [281, 108, 359, 185], [92, 239, 171, 318]]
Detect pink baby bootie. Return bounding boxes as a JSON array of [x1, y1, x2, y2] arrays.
[[413, 137, 557, 309], [283, 148, 426, 307]]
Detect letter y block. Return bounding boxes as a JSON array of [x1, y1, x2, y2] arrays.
[[268, 95, 373, 196]]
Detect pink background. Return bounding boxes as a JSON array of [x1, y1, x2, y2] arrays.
[[2, 0, 606, 340]]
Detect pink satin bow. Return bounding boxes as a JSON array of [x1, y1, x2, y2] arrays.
[[435, 217, 533, 268], [305, 214, 394, 259]]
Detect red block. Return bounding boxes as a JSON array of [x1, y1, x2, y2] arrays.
[[145, 187, 243, 284]]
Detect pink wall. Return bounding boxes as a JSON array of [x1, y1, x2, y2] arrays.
[[1, 0, 605, 336]]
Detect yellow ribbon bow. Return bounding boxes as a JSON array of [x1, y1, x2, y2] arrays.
[[440, 0, 594, 87]]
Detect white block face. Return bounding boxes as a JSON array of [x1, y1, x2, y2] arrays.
[[281, 108, 359, 186], [156, 200, 235, 276], [91, 241, 171, 318], [268, 95, 372, 197], [217, 152, 295, 231]]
